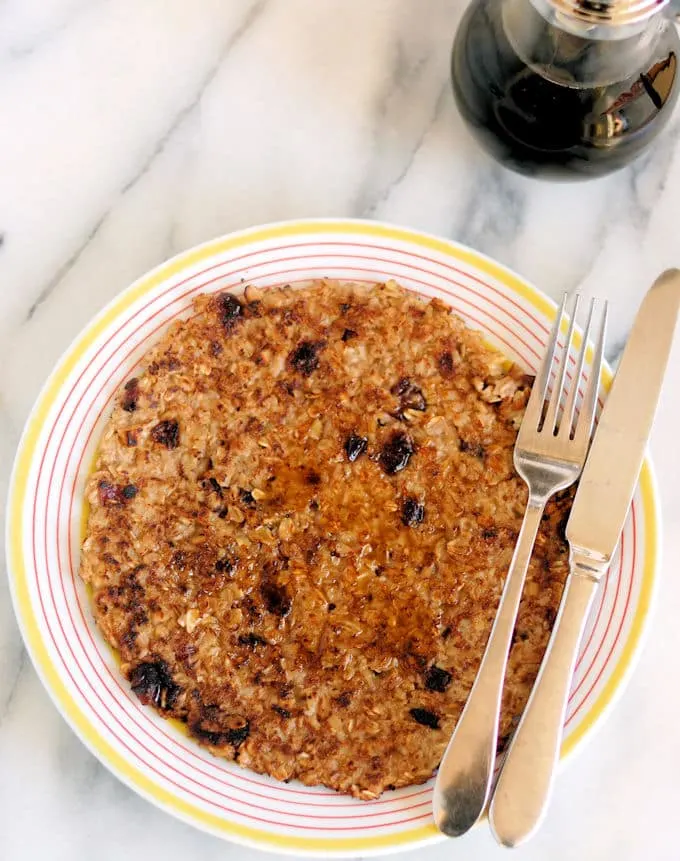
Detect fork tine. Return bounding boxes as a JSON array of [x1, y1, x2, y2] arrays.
[[558, 298, 595, 439], [524, 293, 567, 430], [574, 301, 608, 446], [543, 294, 580, 435]]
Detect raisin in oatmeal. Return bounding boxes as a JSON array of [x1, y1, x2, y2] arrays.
[[80, 280, 571, 798]]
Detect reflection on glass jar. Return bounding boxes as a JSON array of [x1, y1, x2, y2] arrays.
[[451, 0, 680, 179]]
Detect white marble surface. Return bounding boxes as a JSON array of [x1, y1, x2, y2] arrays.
[[1, 1, 680, 858]]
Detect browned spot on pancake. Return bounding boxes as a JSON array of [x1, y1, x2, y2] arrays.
[[81, 279, 570, 799]]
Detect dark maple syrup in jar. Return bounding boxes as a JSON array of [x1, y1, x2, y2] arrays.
[[452, 0, 680, 179]]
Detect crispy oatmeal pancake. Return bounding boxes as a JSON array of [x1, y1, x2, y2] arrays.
[[80, 279, 571, 798]]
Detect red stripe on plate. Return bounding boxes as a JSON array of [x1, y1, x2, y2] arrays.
[[28, 244, 634, 830]]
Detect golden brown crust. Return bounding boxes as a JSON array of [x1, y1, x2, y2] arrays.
[[80, 280, 570, 798]]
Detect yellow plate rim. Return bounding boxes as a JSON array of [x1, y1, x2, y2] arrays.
[[5, 218, 660, 856]]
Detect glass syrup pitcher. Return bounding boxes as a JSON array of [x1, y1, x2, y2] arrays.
[[451, 0, 680, 178]]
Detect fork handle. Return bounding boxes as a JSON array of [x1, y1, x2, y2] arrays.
[[433, 497, 545, 837], [489, 568, 599, 847]]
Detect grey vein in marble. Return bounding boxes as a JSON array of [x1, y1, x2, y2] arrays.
[[26, 211, 109, 320], [454, 163, 527, 264], [355, 31, 441, 214], [0, 0, 102, 63], [25, 0, 271, 323], [362, 82, 450, 218], [628, 116, 680, 230], [0, 646, 27, 728]]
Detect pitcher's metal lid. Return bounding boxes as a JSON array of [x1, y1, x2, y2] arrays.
[[547, 0, 668, 27]]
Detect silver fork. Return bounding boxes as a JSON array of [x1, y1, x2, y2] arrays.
[[433, 294, 607, 838]]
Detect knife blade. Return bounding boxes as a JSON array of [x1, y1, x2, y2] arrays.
[[489, 269, 680, 848], [567, 268, 680, 567]]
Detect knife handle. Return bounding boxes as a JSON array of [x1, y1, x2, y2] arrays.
[[433, 498, 545, 837], [489, 567, 600, 848]]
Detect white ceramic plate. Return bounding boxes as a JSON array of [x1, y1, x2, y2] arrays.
[[6, 219, 660, 857]]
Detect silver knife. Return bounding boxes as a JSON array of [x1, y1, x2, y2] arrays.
[[489, 269, 680, 848]]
